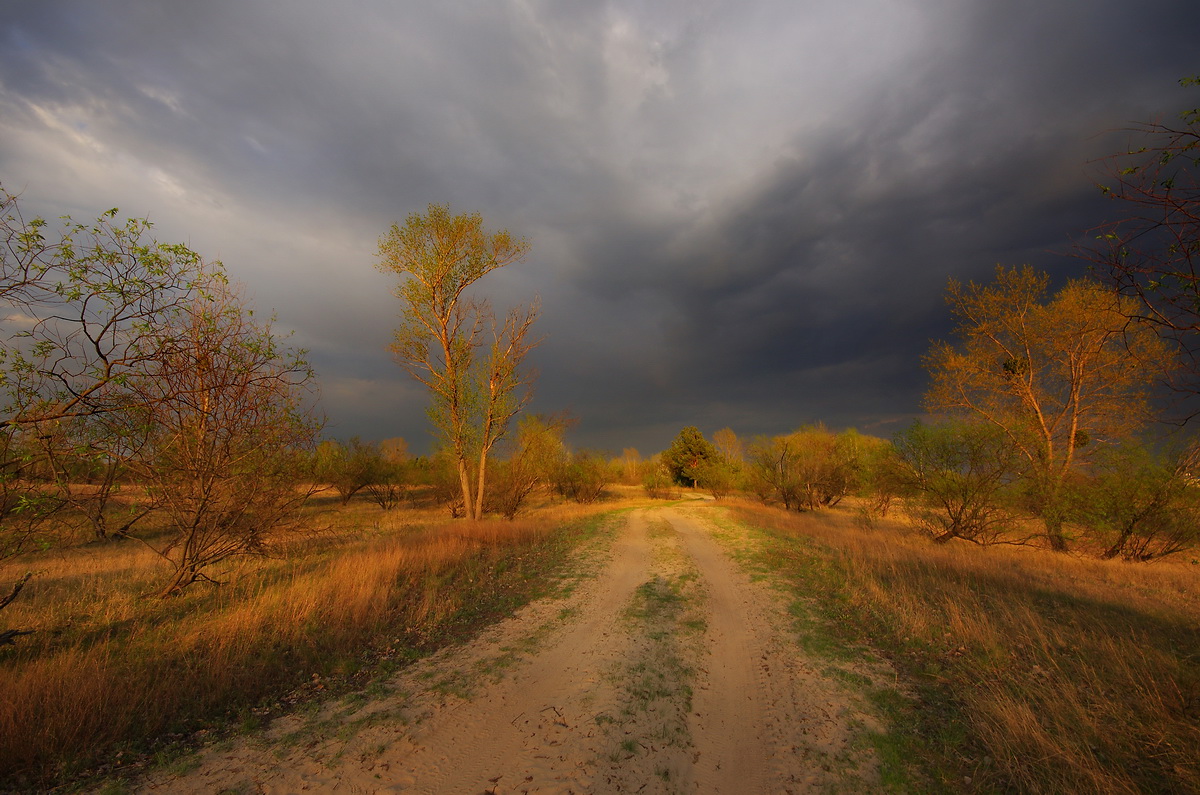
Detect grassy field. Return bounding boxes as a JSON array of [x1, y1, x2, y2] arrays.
[[0, 492, 619, 790], [4, 487, 1199, 793], [724, 499, 1200, 794]]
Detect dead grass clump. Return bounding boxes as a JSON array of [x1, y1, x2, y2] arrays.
[[728, 501, 1200, 794], [0, 506, 607, 789]]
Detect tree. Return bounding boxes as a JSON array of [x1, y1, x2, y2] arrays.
[[617, 447, 642, 484], [695, 457, 737, 500], [553, 450, 615, 504], [376, 204, 538, 520], [364, 437, 411, 510], [1084, 77, 1200, 399], [712, 427, 745, 465], [38, 415, 157, 540], [121, 277, 320, 596], [641, 456, 677, 500], [1, 186, 212, 629], [0, 186, 209, 432], [891, 420, 1025, 545], [662, 426, 717, 487], [924, 266, 1169, 550]]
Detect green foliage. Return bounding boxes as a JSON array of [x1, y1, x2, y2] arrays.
[[662, 426, 717, 487], [0, 185, 212, 431], [553, 450, 615, 504], [1070, 442, 1200, 561], [0, 186, 214, 570], [891, 420, 1023, 545], [746, 425, 870, 511], [315, 437, 384, 504], [694, 457, 738, 500], [485, 415, 569, 518], [641, 457, 678, 500]]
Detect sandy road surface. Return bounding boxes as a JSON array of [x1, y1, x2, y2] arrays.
[[136, 507, 883, 794]]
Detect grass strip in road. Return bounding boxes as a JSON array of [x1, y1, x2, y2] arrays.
[[599, 517, 705, 790]]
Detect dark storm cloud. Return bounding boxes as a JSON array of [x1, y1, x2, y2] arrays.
[[2, 0, 1198, 454]]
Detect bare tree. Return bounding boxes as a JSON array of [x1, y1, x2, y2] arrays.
[[122, 277, 320, 596], [376, 203, 539, 520], [0, 186, 211, 630], [1083, 78, 1200, 401]]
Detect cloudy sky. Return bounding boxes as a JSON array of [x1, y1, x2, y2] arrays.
[[1, 1, 1197, 455]]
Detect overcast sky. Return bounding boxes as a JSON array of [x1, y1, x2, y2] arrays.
[[2, 1, 1197, 455]]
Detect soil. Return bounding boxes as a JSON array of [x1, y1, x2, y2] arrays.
[[132, 506, 887, 794]]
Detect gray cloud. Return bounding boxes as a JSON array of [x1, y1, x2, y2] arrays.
[[2, 0, 1197, 454]]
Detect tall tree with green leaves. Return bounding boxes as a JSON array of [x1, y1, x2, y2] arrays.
[[924, 265, 1168, 550], [376, 204, 538, 520]]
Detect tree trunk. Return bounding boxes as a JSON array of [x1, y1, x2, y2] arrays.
[[1043, 515, 1068, 552], [457, 455, 474, 520], [474, 447, 491, 521], [1102, 531, 1131, 560]]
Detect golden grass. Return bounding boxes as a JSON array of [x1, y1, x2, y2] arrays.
[[0, 497, 612, 789], [726, 499, 1200, 793]]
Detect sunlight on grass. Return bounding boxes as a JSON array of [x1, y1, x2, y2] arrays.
[[725, 498, 1200, 794], [0, 498, 614, 789]]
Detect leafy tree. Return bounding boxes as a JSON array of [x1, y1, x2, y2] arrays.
[[641, 456, 677, 500], [1084, 77, 1200, 398], [662, 426, 717, 487], [701, 427, 746, 500], [856, 433, 903, 523], [0, 186, 210, 432], [121, 278, 320, 596], [891, 420, 1025, 545], [695, 457, 738, 500], [924, 266, 1168, 550], [364, 439, 410, 511], [376, 204, 538, 520], [746, 433, 804, 509]]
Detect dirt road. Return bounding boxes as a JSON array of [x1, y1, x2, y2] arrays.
[[139, 507, 885, 793]]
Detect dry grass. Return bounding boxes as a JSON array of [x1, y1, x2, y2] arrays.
[[0, 494, 614, 789], [725, 498, 1200, 794]]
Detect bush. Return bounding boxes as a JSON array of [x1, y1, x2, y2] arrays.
[[746, 426, 871, 511], [891, 420, 1023, 545], [1071, 443, 1200, 560], [554, 451, 614, 504]]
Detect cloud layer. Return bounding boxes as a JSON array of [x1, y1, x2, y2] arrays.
[[3, 0, 1197, 453]]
